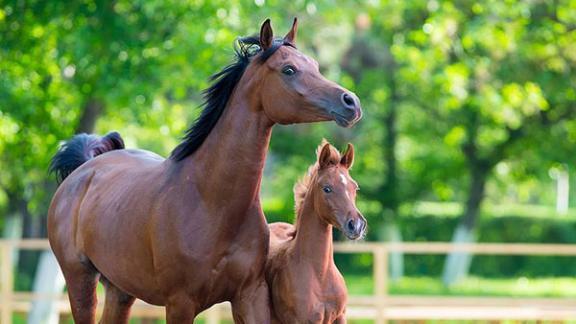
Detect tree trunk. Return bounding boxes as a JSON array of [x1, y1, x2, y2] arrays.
[[378, 222, 404, 280], [461, 165, 488, 230], [76, 98, 104, 134], [378, 74, 404, 280], [11, 191, 40, 290], [3, 211, 23, 278], [442, 165, 488, 286], [382, 75, 399, 214], [341, 24, 404, 280]]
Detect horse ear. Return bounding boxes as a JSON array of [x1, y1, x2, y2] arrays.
[[340, 143, 354, 169], [284, 17, 298, 46], [260, 19, 274, 51], [318, 143, 334, 169]]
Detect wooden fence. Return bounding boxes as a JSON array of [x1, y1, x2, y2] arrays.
[[2, 240, 576, 323]]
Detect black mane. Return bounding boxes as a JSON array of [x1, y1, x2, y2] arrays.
[[170, 36, 292, 161]]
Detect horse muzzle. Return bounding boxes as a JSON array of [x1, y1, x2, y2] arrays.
[[343, 216, 367, 240]]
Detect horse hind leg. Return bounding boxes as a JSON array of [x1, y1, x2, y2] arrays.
[[99, 276, 135, 324], [60, 259, 100, 324]]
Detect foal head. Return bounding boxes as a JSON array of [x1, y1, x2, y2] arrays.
[[246, 19, 362, 127], [295, 141, 367, 240]]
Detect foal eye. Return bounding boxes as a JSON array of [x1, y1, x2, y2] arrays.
[[322, 186, 333, 193], [282, 65, 297, 76]]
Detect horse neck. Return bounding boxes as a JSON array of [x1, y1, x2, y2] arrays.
[[178, 72, 273, 212], [292, 192, 334, 273]]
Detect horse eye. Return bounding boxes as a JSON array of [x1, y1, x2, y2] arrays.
[[322, 186, 332, 193], [282, 65, 296, 76]]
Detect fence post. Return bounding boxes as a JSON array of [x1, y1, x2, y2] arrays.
[[373, 244, 388, 324], [1, 242, 14, 324]]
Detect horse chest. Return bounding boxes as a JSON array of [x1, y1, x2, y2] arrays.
[[152, 206, 268, 306]]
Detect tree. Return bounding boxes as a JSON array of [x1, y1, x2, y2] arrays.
[[390, 0, 576, 284]]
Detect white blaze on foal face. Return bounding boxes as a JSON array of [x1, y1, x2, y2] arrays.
[[340, 172, 350, 199], [339, 173, 348, 186]]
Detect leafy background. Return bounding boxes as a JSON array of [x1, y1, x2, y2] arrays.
[[1, 0, 576, 296]]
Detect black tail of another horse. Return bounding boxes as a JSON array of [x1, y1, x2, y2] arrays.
[[49, 131, 125, 184]]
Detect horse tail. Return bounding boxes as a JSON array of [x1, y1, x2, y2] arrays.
[[49, 131, 125, 184]]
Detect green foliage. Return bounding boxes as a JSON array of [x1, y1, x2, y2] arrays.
[[1, 0, 576, 274], [401, 212, 576, 277], [334, 203, 576, 278]]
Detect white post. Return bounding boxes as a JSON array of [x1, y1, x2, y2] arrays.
[[442, 225, 475, 286], [556, 169, 569, 215], [380, 223, 404, 281], [27, 251, 65, 324]]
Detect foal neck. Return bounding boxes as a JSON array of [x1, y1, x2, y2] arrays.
[[293, 193, 334, 273]]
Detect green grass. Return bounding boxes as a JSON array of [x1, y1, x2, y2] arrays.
[[346, 274, 576, 297]]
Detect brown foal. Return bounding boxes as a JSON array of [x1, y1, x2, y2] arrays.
[[266, 141, 367, 324], [48, 19, 362, 324]]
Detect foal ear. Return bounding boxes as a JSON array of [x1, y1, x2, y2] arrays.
[[284, 17, 298, 46], [260, 19, 274, 51], [318, 143, 334, 169], [340, 143, 355, 169]]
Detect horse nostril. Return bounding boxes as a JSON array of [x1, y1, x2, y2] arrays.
[[346, 219, 355, 232], [341, 93, 356, 109]]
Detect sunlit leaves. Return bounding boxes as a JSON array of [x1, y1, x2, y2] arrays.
[[444, 126, 465, 147], [1, 0, 575, 232]]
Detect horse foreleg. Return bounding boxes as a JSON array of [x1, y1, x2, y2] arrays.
[[231, 279, 271, 324], [165, 297, 197, 324], [99, 277, 135, 324]]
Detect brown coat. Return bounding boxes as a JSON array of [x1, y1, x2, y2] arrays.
[[47, 20, 362, 324], [266, 143, 366, 324]]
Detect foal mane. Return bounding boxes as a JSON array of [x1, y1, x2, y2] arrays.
[[294, 142, 341, 217], [170, 36, 293, 161]]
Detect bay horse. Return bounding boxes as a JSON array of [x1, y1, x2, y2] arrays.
[[266, 141, 366, 323], [48, 19, 362, 324]]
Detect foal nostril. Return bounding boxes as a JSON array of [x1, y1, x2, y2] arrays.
[[341, 93, 356, 109], [346, 219, 355, 232], [360, 219, 367, 232]]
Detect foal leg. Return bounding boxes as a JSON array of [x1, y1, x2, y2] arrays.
[[231, 279, 271, 324], [61, 261, 100, 324], [99, 277, 136, 324]]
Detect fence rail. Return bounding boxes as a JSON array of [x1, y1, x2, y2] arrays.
[[1, 240, 576, 323]]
